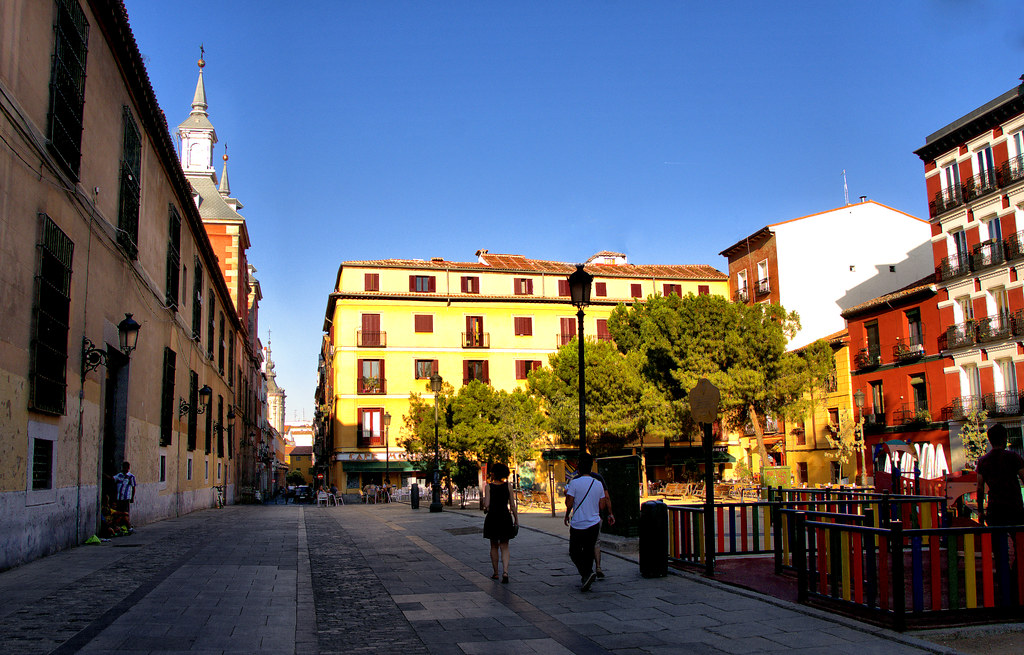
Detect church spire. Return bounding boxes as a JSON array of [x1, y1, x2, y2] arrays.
[[218, 145, 230, 196], [178, 46, 217, 174]]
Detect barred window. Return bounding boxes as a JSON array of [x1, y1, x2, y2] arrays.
[[205, 385, 213, 454], [207, 291, 215, 359], [187, 370, 198, 451], [46, 0, 89, 179], [30, 214, 74, 415], [228, 332, 235, 387], [217, 396, 224, 457], [165, 205, 181, 309], [160, 348, 176, 446], [117, 107, 142, 258], [32, 438, 54, 490], [218, 313, 225, 374], [192, 258, 203, 341]]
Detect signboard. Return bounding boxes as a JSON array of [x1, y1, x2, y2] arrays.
[[690, 378, 720, 424]]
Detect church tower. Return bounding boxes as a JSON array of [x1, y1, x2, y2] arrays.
[[266, 341, 286, 435]]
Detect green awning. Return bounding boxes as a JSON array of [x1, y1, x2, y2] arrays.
[[341, 461, 419, 472]]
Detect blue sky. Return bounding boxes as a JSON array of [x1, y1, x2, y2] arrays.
[[124, 1, 1024, 420]]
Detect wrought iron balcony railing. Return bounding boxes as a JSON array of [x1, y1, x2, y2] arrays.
[[557, 333, 574, 347], [929, 185, 964, 217], [893, 401, 931, 426], [944, 321, 977, 350], [357, 376, 386, 394], [931, 156, 1024, 219], [863, 410, 886, 431], [356, 330, 387, 347], [945, 395, 985, 421], [893, 336, 925, 362], [734, 287, 750, 303], [854, 347, 882, 370], [971, 239, 1006, 271], [963, 170, 999, 203], [937, 253, 972, 282], [1006, 231, 1024, 261], [755, 278, 771, 296], [976, 313, 1012, 343], [998, 154, 1024, 187], [984, 391, 1023, 417], [462, 332, 490, 348]]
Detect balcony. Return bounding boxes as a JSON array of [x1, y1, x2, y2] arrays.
[[356, 429, 384, 448], [1006, 231, 1024, 261], [755, 278, 771, 297], [557, 333, 574, 348], [734, 287, 750, 303], [743, 415, 779, 436], [929, 185, 964, 217], [985, 391, 1023, 417], [893, 401, 931, 426], [854, 347, 882, 370], [971, 240, 1006, 272], [976, 314, 1012, 343], [462, 332, 490, 348], [963, 170, 999, 203], [944, 395, 985, 421], [893, 336, 925, 362], [936, 253, 971, 282], [943, 321, 976, 350], [357, 376, 386, 395], [357, 330, 386, 347], [863, 410, 886, 433], [998, 154, 1024, 187]]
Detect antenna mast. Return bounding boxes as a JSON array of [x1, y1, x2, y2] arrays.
[[842, 170, 849, 205]]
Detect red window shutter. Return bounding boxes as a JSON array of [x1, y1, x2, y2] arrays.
[[595, 282, 607, 297], [526, 279, 534, 294], [432, 359, 439, 375], [631, 284, 641, 298], [516, 360, 525, 380], [409, 275, 416, 292], [698, 285, 709, 296], [364, 273, 378, 291], [596, 319, 609, 339], [523, 317, 532, 336], [482, 360, 489, 383], [429, 276, 436, 292], [463, 360, 469, 382], [415, 315, 432, 333], [379, 360, 385, 393], [461, 276, 468, 293], [558, 279, 569, 296]]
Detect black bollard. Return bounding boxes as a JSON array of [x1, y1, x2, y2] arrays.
[[639, 500, 668, 578]]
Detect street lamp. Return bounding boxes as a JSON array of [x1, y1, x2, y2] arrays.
[[568, 264, 593, 455], [854, 388, 866, 486], [429, 373, 443, 512], [383, 411, 391, 491], [82, 313, 142, 373]]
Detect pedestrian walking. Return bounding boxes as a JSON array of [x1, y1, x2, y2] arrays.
[[588, 470, 613, 579], [564, 453, 614, 591], [482, 462, 518, 583], [113, 461, 137, 527], [977, 424, 1024, 526]]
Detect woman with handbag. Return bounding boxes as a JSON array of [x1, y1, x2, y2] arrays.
[[482, 462, 518, 583]]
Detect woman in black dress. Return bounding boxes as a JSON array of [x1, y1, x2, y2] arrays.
[[482, 462, 518, 583]]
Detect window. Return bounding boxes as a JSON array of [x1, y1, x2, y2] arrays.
[[166, 205, 181, 309], [160, 454, 166, 483], [828, 408, 840, 429], [756, 260, 769, 294], [558, 279, 570, 297], [364, 273, 379, 291], [117, 106, 142, 258], [465, 316, 486, 348], [976, 145, 995, 184], [985, 217, 1003, 243], [410, 275, 436, 292], [736, 270, 748, 293], [514, 278, 534, 295], [963, 364, 981, 399], [630, 283, 642, 298], [207, 291, 215, 359], [360, 314, 382, 347], [205, 386, 213, 454], [870, 381, 884, 416], [943, 161, 961, 192], [187, 455, 193, 481], [357, 408, 384, 446], [794, 424, 806, 446], [160, 347, 176, 446], [663, 284, 682, 297], [595, 282, 607, 297], [906, 309, 923, 349], [596, 319, 611, 341], [998, 359, 1018, 394], [910, 375, 928, 412], [228, 333, 235, 387], [29, 214, 73, 415], [187, 370, 198, 451], [415, 359, 438, 379], [414, 314, 433, 333], [464, 360, 489, 385], [865, 321, 880, 363], [461, 276, 480, 294], [698, 285, 710, 296], [357, 359, 385, 394], [46, 0, 89, 179], [32, 437, 54, 491], [514, 317, 533, 336], [218, 313, 225, 375], [952, 230, 968, 261], [516, 360, 542, 380], [192, 258, 203, 341], [217, 396, 224, 457], [559, 317, 576, 346], [797, 462, 808, 484], [956, 295, 974, 322]]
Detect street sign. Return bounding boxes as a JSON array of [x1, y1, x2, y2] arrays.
[[690, 378, 720, 423]]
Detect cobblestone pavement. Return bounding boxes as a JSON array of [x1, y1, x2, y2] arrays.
[[0, 503, 964, 654]]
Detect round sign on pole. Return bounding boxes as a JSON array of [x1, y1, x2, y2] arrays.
[[690, 378, 721, 424]]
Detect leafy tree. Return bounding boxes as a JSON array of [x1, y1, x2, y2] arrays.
[[607, 293, 831, 467], [286, 471, 305, 486], [960, 409, 989, 470], [823, 409, 861, 467]]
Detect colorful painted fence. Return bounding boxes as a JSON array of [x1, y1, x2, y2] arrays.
[[668, 502, 774, 565], [792, 513, 1024, 630]]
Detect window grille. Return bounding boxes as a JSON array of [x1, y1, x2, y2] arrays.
[[32, 439, 54, 490], [46, 0, 89, 179], [30, 214, 73, 415], [192, 258, 203, 340], [205, 387, 213, 453], [206, 291, 214, 359], [117, 107, 141, 258], [160, 348, 175, 446], [218, 313, 225, 374], [217, 396, 224, 457], [165, 205, 181, 308], [187, 371, 198, 451], [228, 333, 235, 387]]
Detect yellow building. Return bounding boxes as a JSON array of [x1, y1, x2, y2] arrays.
[[286, 446, 315, 485], [317, 250, 727, 493], [734, 329, 857, 486]]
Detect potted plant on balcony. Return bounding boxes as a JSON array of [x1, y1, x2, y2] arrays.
[[910, 409, 931, 426], [361, 376, 380, 393]]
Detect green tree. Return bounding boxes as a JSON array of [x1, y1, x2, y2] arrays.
[[608, 293, 832, 467], [960, 408, 989, 470]]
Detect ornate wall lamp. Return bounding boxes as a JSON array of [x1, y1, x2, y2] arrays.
[[179, 384, 213, 418], [82, 313, 141, 373]]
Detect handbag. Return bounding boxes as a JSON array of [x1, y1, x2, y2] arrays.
[[509, 522, 519, 539]]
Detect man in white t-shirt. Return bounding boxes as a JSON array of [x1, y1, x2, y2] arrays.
[[564, 453, 615, 591]]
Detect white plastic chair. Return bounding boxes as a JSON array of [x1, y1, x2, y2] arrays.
[[316, 491, 329, 506]]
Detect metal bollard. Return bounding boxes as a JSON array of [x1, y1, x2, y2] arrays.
[[639, 500, 668, 578], [411, 483, 420, 510]]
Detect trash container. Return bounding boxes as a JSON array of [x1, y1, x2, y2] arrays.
[[411, 483, 420, 510], [639, 500, 668, 578]]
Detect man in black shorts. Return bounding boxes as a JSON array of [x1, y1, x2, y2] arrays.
[[977, 424, 1024, 526]]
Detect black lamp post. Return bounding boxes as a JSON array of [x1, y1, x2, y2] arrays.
[[429, 373, 443, 512], [82, 313, 142, 374], [568, 264, 593, 454], [383, 411, 391, 489], [854, 389, 866, 486]]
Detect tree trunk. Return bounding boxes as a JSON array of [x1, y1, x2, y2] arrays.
[[749, 403, 770, 469]]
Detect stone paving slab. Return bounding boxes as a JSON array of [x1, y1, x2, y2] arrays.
[[0, 502, 968, 654]]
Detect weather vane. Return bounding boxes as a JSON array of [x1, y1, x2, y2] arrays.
[[198, 44, 205, 69]]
